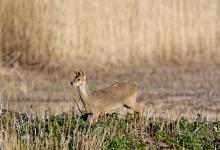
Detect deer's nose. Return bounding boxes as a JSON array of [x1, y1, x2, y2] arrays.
[[70, 82, 73, 85]]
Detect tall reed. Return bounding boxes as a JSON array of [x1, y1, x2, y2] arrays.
[[0, 0, 218, 70]]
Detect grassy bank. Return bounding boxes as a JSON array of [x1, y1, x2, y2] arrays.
[[0, 110, 220, 149]]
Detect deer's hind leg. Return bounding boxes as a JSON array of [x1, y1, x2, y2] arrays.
[[124, 99, 143, 120], [133, 103, 143, 119]]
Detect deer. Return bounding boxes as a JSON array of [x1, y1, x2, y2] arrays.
[[70, 70, 144, 122]]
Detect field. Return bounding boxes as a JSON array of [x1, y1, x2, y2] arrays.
[[0, 0, 219, 69], [1, 66, 220, 120], [0, 0, 220, 149], [1, 108, 220, 149], [1, 66, 220, 149]]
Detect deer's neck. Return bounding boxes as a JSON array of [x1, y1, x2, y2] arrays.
[[78, 84, 90, 104]]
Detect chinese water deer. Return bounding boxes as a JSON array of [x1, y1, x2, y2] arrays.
[[70, 70, 144, 122]]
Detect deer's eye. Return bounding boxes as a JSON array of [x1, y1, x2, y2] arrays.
[[77, 78, 80, 81]]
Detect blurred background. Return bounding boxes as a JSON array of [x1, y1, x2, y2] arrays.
[[0, 0, 220, 119], [0, 0, 219, 71]]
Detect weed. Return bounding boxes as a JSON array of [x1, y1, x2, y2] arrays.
[[1, 111, 220, 149]]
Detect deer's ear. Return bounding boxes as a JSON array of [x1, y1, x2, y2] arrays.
[[74, 70, 79, 76], [83, 75, 86, 80], [79, 70, 85, 77], [79, 70, 86, 79]]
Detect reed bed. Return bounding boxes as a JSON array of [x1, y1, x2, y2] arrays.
[[0, 0, 219, 70]]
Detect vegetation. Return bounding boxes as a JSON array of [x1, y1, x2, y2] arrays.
[[0, 1, 219, 149], [0, 111, 220, 150], [0, 0, 219, 70]]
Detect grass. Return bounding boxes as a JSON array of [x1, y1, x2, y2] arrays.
[[0, 66, 219, 149], [0, 1, 219, 149], [0, 0, 219, 70], [1, 110, 220, 149], [1, 66, 220, 120]]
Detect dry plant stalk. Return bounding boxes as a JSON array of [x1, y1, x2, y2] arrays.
[[0, 0, 218, 70]]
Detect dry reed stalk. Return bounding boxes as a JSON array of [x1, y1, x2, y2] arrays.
[[0, 0, 218, 70]]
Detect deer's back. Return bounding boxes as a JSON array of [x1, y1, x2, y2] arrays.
[[91, 81, 137, 103]]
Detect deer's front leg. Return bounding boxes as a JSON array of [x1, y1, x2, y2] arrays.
[[88, 112, 100, 123]]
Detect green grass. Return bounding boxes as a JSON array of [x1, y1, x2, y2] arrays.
[[1, 111, 220, 150]]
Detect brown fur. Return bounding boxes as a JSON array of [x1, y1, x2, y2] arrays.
[[71, 70, 143, 122]]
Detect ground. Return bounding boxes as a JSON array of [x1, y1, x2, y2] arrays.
[[0, 66, 220, 121]]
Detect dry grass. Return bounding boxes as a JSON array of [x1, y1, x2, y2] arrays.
[[0, 0, 219, 70], [0, 1, 220, 149], [0, 66, 219, 121], [1, 106, 220, 149]]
